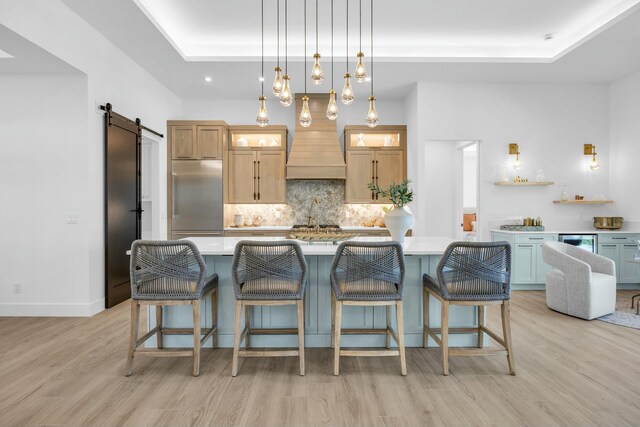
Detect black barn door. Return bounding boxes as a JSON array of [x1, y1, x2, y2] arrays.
[[105, 108, 141, 308]]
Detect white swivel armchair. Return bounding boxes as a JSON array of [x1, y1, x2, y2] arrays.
[[541, 241, 616, 320]]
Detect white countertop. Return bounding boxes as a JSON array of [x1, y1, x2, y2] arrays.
[[224, 226, 392, 231], [491, 229, 640, 235], [188, 236, 453, 256]]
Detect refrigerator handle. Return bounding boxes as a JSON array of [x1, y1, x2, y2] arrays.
[[171, 171, 177, 218]]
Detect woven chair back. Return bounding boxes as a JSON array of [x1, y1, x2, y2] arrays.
[[232, 240, 308, 299], [437, 241, 511, 300], [129, 240, 206, 300], [331, 241, 405, 300]]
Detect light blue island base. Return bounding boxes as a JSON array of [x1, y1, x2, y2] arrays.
[[149, 251, 486, 349]]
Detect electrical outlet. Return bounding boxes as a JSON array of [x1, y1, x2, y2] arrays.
[[66, 214, 78, 224], [13, 282, 22, 294]]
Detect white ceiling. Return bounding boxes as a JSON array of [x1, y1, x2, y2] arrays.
[[60, 0, 640, 100], [0, 24, 79, 74], [134, 0, 640, 61]]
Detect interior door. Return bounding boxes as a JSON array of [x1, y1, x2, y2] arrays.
[[105, 113, 140, 308]]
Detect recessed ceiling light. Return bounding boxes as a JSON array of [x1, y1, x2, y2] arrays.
[[204, 76, 212, 82], [258, 76, 265, 82], [544, 33, 554, 41]]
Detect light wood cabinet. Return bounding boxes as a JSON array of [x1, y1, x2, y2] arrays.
[[344, 125, 407, 204], [228, 125, 287, 204], [169, 121, 227, 160]]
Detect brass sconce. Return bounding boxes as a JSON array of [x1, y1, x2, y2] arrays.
[[509, 143, 521, 169], [584, 144, 599, 171]]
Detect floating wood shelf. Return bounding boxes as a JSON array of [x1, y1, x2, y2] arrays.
[[553, 200, 614, 204], [494, 181, 555, 186]]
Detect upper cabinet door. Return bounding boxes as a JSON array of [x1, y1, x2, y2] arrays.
[[197, 126, 224, 159], [345, 151, 375, 203], [171, 126, 197, 159], [256, 151, 286, 203], [375, 151, 404, 203], [228, 151, 256, 203]]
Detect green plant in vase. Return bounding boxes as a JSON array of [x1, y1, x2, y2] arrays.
[[367, 179, 414, 242]]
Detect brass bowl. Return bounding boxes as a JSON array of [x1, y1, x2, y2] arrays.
[[593, 216, 623, 230]]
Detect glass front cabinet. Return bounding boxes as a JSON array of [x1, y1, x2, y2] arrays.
[[344, 125, 407, 203], [227, 125, 288, 204]]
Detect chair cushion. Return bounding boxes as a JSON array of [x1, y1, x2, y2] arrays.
[[239, 277, 301, 300], [337, 279, 400, 301]]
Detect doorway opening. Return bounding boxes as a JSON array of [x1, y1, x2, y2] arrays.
[[458, 142, 480, 241]]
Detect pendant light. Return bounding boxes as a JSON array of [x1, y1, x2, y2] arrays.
[[299, 0, 312, 127], [256, 0, 269, 127], [365, 0, 378, 127], [341, 0, 355, 104], [326, 0, 339, 120], [310, 0, 324, 85], [354, 0, 367, 82], [279, 0, 293, 107], [272, 0, 283, 97]]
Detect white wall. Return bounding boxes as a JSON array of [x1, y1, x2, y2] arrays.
[[610, 69, 640, 222], [0, 0, 182, 316], [408, 82, 611, 239]]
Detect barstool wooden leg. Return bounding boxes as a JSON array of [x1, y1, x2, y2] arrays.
[[396, 301, 407, 376], [297, 300, 305, 376], [386, 305, 392, 349], [423, 288, 430, 348], [156, 305, 163, 349], [331, 291, 335, 349], [477, 305, 485, 348], [333, 300, 343, 376], [245, 304, 251, 349], [501, 300, 516, 375], [441, 301, 450, 376], [192, 300, 201, 377], [211, 289, 218, 348], [125, 300, 140, 377], [232, 301, 242, 377]]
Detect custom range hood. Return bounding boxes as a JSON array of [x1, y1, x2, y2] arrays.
[[286, 93, 346, 180]]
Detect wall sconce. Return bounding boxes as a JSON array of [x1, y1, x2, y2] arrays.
[[509, 143, 521, 169], [584, 144, 599, 171]]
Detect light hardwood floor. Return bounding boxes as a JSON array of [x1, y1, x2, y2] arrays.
[[1, 291, 639, 427]]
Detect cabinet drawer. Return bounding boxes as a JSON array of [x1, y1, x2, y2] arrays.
[[514, 234, 556, 244], [598, 234, 640, 245]]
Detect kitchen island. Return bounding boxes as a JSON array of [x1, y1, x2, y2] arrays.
[[149, 236, 485, 349]]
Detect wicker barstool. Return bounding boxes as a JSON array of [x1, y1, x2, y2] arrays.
[[330, 241, 407, 376], [231, 240, 308, 376], [126, 240, 218, 377], [423, 241, 515, 376]]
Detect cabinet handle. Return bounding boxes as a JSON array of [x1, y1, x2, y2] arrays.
[[519, 245, 534, 248], [253, 160, 257, 200], [257, 161, 261, 200], [528, 237, 544, 240], [612, 237, 626, 240], [602, 244, 616, 247], [623, 244, 636, 248], [371, 160, 376, 200]]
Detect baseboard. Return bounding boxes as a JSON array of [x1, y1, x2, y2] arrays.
[[0, 298, 105, 317]]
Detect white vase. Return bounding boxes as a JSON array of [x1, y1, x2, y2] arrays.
[[385, 206, 413, 243]]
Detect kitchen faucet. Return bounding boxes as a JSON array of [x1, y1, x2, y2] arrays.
[[307, 198, 320, 227]]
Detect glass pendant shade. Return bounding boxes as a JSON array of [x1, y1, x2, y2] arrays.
[[365, 96, 378, 128], [513, 154, 521, 170], [256, 96, 269, 127], [272, 66, 283, 97], [354, 52, 367, 82], [299, 96, 312, 127], [279, 75, 293, 106], [590, 155, 600, 171], [341, 73, 355, 105], [326, 90, 339, 120], [311, 53, 324, 85]]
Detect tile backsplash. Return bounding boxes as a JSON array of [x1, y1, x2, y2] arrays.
[[224, 180, 390, 226]]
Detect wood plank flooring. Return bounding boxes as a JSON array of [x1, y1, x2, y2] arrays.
[[1, 291, 639, 427]]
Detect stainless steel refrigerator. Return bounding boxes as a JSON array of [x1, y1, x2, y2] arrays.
[[170, 160, 223, 239]]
